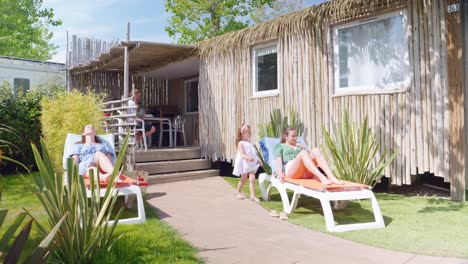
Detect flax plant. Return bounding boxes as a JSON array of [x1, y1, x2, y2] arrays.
[[31, 135, 130, 263], [258, 108, 304, 139], [321, 112, 398, 187]]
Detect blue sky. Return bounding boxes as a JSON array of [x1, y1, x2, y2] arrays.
[[43, 0, 327, 63]]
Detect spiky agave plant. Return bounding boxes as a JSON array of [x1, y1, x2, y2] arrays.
[[321, 111, 398, 187], [31, 134, 130, 263]]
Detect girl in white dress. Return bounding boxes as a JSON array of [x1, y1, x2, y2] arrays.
[[233, 124, 260, 202]]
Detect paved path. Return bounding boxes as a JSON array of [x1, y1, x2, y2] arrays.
[[146, 177, 467, 264]]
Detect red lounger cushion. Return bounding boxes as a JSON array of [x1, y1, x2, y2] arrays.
[[83, 175, 138, 188]]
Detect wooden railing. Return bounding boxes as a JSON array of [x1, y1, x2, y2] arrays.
[[101, 97, 137, 150]]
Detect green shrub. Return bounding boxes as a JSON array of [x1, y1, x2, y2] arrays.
[[0, 82, 63, 173], [41, 90, 105, 170], [321, 111, 398, 187]]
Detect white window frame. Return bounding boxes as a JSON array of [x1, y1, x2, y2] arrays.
[[184, 77, 199, 114], [332, 9, 411, 96], [252, 41, 279, 97]]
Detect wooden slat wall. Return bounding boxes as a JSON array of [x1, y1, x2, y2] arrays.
[[69, 35, 119, 69], [70, 73, 168, 109], [199, 0, 451, 184], [132, 76, 168, 108], [71, 72, 123, 99], [181, 115, 199, 146]]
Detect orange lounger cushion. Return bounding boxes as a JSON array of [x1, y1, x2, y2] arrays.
[[83, 175, 138, 188], [283, 178, 369, 192]]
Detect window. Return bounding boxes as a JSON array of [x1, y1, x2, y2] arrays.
[[333, 10, 410, 95], [14, 78, 30, 96], [185, 78, 198, 113], [252, 42, 278, 96]]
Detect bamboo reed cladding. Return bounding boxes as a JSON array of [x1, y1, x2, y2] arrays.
[[198, 0, 450, 185], [197, 0, 406, 56]]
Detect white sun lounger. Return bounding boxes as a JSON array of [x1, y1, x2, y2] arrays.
[[63, 133, 146, 225], [258, 173, 385, 232]]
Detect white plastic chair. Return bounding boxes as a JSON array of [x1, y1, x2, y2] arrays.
[[159, 119, 173, 147], [135, 118, 147, 150], [173, 115, 186, 147]]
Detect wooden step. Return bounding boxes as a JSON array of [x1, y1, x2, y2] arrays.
[[148, 170, 219, 184], [135, 147, 201, 162], [135, 159, 211, 174]]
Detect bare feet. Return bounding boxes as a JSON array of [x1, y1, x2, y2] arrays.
[[236, 192, 246, 200], [330, 178, 344, 185], [320, 178, 331, 185], [104, 174, 124, 183], [250, 197, 260, 203]]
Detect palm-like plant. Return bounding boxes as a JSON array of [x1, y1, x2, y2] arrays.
[[0, 124, 27, 172], [31, 134, 130, 263], [258, 108, 304, 138], [321, 111, 398, 187]]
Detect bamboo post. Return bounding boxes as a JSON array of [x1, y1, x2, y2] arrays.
[[462, 0, 468, 195], [66, 31, 71, 92], [447, 0, 465, 201], [124, 22, 130, 99]]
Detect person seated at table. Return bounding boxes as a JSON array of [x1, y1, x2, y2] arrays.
[[274, 127, 343, 185], [71, 124, 122, 182], [129, 89, 156, 143]]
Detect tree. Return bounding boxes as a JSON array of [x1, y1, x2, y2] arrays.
[[0, 0, 61, 60], [165, 0, 275, 44], [251, 0, 304, 24]]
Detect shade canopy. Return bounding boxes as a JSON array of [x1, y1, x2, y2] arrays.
[[137, 56, 199, 80], [69, 41, 196, 74]]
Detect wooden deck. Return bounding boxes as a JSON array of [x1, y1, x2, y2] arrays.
[[134, 146, 219, 184]]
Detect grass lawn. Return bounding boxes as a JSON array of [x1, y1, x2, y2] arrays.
[[224, 176, 468, 259], [1, 173, 203, 264]]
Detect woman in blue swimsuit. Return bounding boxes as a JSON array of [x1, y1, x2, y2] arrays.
[[70, 124, 116, 181]]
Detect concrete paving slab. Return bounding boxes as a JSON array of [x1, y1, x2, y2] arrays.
[[146, 177, 467, 264]]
